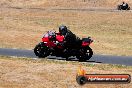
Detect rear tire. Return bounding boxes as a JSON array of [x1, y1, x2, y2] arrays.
[[34, 43, 49, 58], [77, 47, 93, 62], [87, 46, 93, 59]]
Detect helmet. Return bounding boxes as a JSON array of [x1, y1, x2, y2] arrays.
[[59, 25, 68, 35], [122, 1, 125, 4]]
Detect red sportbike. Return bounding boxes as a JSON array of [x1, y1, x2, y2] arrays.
[[34, 31, 93, 61]]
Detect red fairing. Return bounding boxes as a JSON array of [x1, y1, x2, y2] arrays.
[[42, 37, 55, 47], [82, 42, 90, 47], [41, 32, 64, 48], [42, 37, 50, 42], [45, 41, 56, 48], [56, 35, 64, 43]]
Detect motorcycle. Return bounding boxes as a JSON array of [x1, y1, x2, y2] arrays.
[[117, 3, 130, 10], [34, 31, 93, 62]]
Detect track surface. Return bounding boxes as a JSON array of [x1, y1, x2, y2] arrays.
[[0, 48, 132, 66]]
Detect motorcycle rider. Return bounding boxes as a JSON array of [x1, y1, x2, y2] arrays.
[[58, 25, 80, 48], [122, 1, 128, 9]]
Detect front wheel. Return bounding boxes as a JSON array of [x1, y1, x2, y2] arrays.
[[34, 43, 49, 58]]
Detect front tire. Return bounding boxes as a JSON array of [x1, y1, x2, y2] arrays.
[[34, 43, 49, 58]]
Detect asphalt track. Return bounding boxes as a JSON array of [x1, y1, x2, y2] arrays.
[[0, 48, 132, 66]]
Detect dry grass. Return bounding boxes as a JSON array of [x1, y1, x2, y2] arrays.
[[0, 56, 132, 88], [0, 0, 132, 8]]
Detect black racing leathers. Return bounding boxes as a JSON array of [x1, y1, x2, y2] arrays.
[[63, 30, 80, 49]]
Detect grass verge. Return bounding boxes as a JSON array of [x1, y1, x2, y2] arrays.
[[0, 56, 132, 88]]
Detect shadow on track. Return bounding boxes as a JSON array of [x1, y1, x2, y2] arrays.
[[44, 56, 102, 64]]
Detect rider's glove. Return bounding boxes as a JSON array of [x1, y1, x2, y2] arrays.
[[55, 41, 59, 45]]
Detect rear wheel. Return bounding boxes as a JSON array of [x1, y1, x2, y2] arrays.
[[77, 47, 93, 62], [34, 43, 49, 58], [86, 46, 93, 59]]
